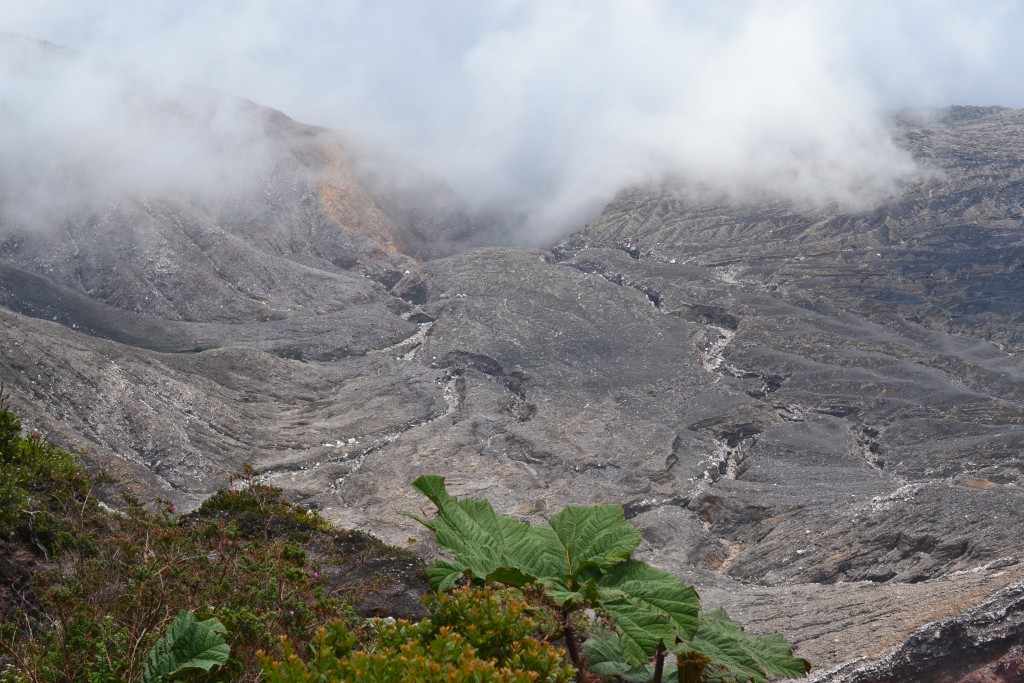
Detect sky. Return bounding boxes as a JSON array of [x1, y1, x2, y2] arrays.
[[2, 0, 1023, 241]]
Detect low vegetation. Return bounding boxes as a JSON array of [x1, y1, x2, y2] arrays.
[[261, 585, 575, 682], [408, 475, 810, 683], [0, 394, 413, 681], [0, 391, 809, 682]]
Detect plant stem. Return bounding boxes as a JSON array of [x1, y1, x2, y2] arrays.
[[653, 641, 667, 683], [0, 637, 44, 683], [561, 609, 585, 683]]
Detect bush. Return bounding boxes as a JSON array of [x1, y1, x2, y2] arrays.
[[260, 585, 576, 683], [0, 405, 87, 547]]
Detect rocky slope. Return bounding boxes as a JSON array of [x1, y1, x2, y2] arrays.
[[1, 41, 1022, 678]]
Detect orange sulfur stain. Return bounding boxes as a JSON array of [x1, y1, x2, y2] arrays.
[[313, 141, 404, 254]]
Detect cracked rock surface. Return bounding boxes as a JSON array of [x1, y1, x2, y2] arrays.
[[2, 90, 1024, 680]]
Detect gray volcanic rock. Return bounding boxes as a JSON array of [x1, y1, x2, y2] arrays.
[[0, 34, 480, 358], [0, 306, 449, 507], [2, 48, 1024, 680]]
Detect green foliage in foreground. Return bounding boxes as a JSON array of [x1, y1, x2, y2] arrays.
[[585, 611, 813, 683], [261, 585, 575, 683], [409, 475, 811, 683], [0, 404, 565, 683], [0, 396, 812, 683], [0, 401, 361, 681], [140, 612, 230, 682], [0, 398, 85, 547]]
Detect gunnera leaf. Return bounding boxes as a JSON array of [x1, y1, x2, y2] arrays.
[[545, 503, 642, 580], [406, 475, 540, 589], [675, 609, 811, 683], [596, 560, 700, 664], [582, 629, 634, 678], [408, 475, 644, 596], [140, 612, 230, 682]]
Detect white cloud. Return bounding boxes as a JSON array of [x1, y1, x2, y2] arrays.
[[0, 35, 272, 229], [1, 0, 1021, 241]]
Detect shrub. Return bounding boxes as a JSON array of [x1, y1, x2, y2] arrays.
[[0, 400, 87, 547], [260, 585, 576, 683]]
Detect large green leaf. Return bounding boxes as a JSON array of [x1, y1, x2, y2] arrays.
[[408, 475, 704, 669], [675, 609, 810, 682], [408, 475, 642, 594], [546, 504, 642, 580], [597, 560, 700, 664], [408, 475, 806, 681], [582, 629, 634, 678], [583, 629, 680, 683], [140, 612, 230, 682], [425, 559, 466, 592], [406, 475, 539, 589]]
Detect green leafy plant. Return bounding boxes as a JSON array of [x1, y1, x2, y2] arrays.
[[0, 417, 410, 682], [3, 481, 351, 680], [585, 611, 812, 683], [0, 389, 86, 543], [140, 612, 229, 682], [408, 475, 810, 683], [0, 383, 20, 452], [260, 585, 575, 682]]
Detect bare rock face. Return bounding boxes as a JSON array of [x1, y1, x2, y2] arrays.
[[1, 43, 1023, 679], [958, 646, 1024, 683]]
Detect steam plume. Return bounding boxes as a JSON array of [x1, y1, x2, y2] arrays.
[[2, 1, 1021, 241]]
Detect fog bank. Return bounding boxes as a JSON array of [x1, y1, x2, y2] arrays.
[[2, 1, 1021, 241]]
